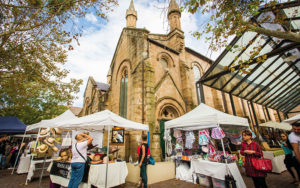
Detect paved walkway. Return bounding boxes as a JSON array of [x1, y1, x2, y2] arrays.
[[0, 169, 298, 188]]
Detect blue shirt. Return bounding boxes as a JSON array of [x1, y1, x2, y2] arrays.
[[281, 142, 293, 155]]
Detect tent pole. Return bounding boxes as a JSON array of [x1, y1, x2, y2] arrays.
[[105, 126, 110, 188], [11, 129, 27, 174], [25, 127, 41, 185]]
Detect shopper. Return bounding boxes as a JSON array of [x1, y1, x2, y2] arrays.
[[240, 130, 267, 188], [138, 134, 148, 188], [289, 122, 300, 163], [68, 133, 93, 188], [281, 133, 300, 184]]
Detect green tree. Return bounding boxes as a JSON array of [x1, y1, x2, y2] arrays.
[[182, 0, 299, 71], [0, 0, 118, 125]]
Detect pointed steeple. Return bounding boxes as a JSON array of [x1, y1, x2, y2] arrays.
[[126, 0, 137, 28], [168, 0, 181, 31], [168, 0, 180, 16]]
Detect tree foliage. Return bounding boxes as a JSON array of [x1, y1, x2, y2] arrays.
[[182, 0, 299, 72], [0, 0, 118, 125]]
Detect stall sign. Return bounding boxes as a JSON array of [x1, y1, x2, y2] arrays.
[[50, 161, 71, 178]]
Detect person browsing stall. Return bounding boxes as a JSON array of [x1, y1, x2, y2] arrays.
[[289, 122, 300, 164], [240, 130, 267, 188], [280, 133, 300, 184], [138, 134, 148, 188], [68, 133, 93, 188]]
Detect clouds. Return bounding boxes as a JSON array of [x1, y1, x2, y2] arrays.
[[85, 13, 98, 23], [65, 0, 220, 107]]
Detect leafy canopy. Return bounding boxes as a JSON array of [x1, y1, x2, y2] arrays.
[[0, 0, 118, 124]]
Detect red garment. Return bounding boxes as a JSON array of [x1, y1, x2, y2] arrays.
[[240, 140, 267, 177], [138, 145, 150, 156]]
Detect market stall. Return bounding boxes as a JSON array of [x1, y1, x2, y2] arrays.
[[165, 103, 248, 188], [49, 109, 149, 188], [259, 121, 291, 173], [283, 114, 300, 124]]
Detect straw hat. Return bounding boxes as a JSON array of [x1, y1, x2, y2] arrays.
[[37, 144, 48, 153], [51, 146, 59, 153], [51, 128, 62, 136], [44, 137, 55, 147], [55, 137, 62, 144], [40, 128, 50, 137]]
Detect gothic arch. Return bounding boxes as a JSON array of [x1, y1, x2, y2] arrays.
[[156, 52, 175, 68], [191, 61, 204, 75]]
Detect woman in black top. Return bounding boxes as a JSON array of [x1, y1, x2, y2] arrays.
[[138, 134, 148, 188]]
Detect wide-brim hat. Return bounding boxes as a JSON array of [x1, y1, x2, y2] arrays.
[[37, 144, 48, 153], [40, 128, 50, 137], [51, 146, 59, 153], [51, 128, 62, 136], [44, 137, 55, 147], [55, 136, 62, 144]]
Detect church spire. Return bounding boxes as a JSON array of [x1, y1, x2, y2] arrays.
[[168, 0, 181, 31], [126, 0, 137, 28]]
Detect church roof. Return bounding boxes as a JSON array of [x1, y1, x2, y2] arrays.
[[69, 106, 82, 116], [96, 81, 110, 91]]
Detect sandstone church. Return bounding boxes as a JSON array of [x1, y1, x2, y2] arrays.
[[78, 0, 283, 162]]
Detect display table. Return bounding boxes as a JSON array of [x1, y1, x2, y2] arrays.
[[49, 161, 128, 188], [263, 151, 286, 173], [26, 158, 52, 182], [191, 159, 246, 188], [17, 155, 31, 174]]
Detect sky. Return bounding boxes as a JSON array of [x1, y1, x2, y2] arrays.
[[65, 0, 224, 107]]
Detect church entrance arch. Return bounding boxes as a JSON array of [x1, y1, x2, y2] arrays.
[[158, 105, 180, 159]]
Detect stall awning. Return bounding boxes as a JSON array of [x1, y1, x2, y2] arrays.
[[165, 103, 249, 130], [198, 1, 300, 113], [53, 110, 149, 131], [0, 117, 26, 134]]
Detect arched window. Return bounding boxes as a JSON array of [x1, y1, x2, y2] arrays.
[[160, 58, 168, 69], [193, 65, 202, 104], [119, 69, 128, 118]]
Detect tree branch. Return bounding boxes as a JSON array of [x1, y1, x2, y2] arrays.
[[248, 25, 300, 43]]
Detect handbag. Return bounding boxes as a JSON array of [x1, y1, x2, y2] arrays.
[[251, 157, 272, 172], [62, 132, 72, 147], [75, 143, 91, 183], [148, 156, 155, 165]]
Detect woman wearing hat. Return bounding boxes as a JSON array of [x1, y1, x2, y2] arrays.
[[68, 133, 93, 188]]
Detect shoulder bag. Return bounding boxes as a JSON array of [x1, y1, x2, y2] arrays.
[[75, 143, 91, 183]]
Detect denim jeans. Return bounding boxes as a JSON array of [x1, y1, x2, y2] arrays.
[[68, 163, 85, 188], [140, 163, 147, 188]]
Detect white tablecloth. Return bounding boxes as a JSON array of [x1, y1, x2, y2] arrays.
[[17, 155, 31, 174], [26, 159, 52, 181], [50, 161, 128, 188], [191, 160, 246, 188], [89, 161, 128, 188], [263, 151, 286, 173]]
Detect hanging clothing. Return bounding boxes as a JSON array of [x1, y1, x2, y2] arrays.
[[185, 131, 195, 149], [199, 130, 210, 145], [211, 127, 225, 139]]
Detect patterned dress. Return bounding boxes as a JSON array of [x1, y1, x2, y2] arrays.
[[240, 140, 267, 177]]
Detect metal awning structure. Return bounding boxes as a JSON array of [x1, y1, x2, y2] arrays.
[[198, 1, 300, 114]]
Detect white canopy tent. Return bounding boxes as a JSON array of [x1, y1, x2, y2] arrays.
[[165, 103, 249, 130], [165, 103, 248, 188], [283, 114, 300, 124], [260, 121, 291, 131], [53, 110, 149, 131], [51, 109, 149, 188], [26, 110, 78, 131]]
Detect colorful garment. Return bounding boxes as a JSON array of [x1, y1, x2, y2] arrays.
[[211, 127, 225, 139], [240, 140, 267, 177], [199, 130, 209, 145], [185, 131, 195, 149]]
